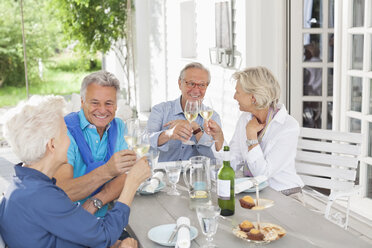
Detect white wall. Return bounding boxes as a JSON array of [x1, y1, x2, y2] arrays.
[[105, 0, 287, 142]]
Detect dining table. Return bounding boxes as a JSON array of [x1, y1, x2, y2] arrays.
[[127, 165, 371, 248]]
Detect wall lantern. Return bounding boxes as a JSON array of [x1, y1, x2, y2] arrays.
[[209, 0, 241, 69]]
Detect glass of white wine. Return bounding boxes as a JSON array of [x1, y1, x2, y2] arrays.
[[200, 98, 214, 144], [124, 118, 140, 149], [133, 129, 150, 158], [183, 99, 199, 145]]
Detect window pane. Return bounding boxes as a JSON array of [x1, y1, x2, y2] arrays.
[[350, 77, 362, 112], [329, 0, 334, 28], [328, 34, 334, 62], [349, 118, 361, 133], [353, 0, 365, 27], [303, 102, 322, 128], [327, 102, 333, 129], [369, 123, 372, 156], [303, 68, 322, 96], [328, 68, 333, 96], [367, 165, 372, 199], [352, 35, 364, 70], [304, 34, 322, 61], [303, 0, 323, 28]]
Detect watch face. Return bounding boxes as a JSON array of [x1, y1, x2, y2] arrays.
[[246, 139, 258, 146], [92, 198, 103, 209]]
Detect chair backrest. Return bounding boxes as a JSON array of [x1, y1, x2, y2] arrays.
[[295, 127, 362, 192]]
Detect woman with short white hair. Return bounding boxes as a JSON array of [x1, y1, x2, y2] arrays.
[[206, 66, 304, 197], [0, 95, 149, 248]]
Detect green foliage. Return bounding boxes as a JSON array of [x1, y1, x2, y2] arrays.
[[0, 0, 64, 87], [0, 54, 91, 107], [52, 0, 130, 54], [47, 52, 101, 72]]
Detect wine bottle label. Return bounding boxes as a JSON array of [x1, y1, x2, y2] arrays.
[[223, 151, 230, 162], [217, 179, 231, 200]]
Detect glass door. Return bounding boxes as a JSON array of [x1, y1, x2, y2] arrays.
[[290, 0, 335, 130], [340, 0, 372, 199]]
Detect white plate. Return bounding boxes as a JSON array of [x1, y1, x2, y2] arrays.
[[235, 178, 269, 193], [148, 224, 198, 247], [138, 181, 166, 195]]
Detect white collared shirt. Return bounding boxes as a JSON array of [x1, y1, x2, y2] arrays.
[[215, 104, 304, 191]]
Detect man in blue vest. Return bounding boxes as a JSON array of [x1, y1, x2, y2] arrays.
[[54, 71, 137, 219]]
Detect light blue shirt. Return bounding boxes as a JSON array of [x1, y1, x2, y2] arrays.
[[147, 97, 221, 162], [67, 110, 127, 217]]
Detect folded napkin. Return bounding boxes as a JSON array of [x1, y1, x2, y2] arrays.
[[142, 171, 164, 193], [175, 217, 190, 248], [235, 175, 267, 194]]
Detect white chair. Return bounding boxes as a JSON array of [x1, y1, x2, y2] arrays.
[[295, 127, 363, 229]]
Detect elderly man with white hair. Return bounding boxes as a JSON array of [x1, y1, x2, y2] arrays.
[[147, 62, 222, 162], [0, 95, 150, 247], [54, 71, 137, 221]]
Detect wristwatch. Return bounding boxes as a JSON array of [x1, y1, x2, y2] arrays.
[[246, 139, 259, 147], [91, 197, 103, 209], [193, 125, 204, 135]]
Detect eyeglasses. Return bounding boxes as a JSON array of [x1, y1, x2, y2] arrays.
[[183, 80, 209, 90]]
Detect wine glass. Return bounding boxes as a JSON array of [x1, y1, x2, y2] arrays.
[[134, 129, 152, 190], [209, 159, 222, 193], [165, 162, 182, 195], [183, 99, 199, 145], [196, 205, 220, 248], [200, 98, 214, 144], [124, 118, 140, 149], [133, 129, 150, 158]]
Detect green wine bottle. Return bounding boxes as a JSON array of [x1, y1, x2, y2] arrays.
[[217, 146, 235, 216]]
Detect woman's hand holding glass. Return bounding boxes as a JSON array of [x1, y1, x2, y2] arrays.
[[203, 119, 224, 151]]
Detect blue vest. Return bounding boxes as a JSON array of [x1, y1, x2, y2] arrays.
[[64, 112, 118, 194]]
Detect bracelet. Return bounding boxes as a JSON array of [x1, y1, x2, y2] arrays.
[[193, 126, 204, 135]]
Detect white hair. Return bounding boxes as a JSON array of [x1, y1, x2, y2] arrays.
[[178, 62, 211, 83], [3, 95, 66, 164], [80, 70, 120, 101], [233, 66, 281, 109]]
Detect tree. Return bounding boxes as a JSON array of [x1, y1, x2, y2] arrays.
[[51, 0, 136, 105], [0, 0, 63, 87]]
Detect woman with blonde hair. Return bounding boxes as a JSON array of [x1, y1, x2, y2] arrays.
[[205, 66, 304, 197], [0, 95, 149, 248]]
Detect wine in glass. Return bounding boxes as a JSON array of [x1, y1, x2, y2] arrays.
[[124, 118, 140, 149], [200, 98, 214, 144], [184, 99, 199, 145], [165, 162, 182, 196], [133, 129, 150, 157], [196, 205, 220, 248], [200, 98, 214, 123]]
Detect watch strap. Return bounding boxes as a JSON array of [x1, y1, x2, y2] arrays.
[[246, 139, 259, 147], [193, 126, 204, 135]]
